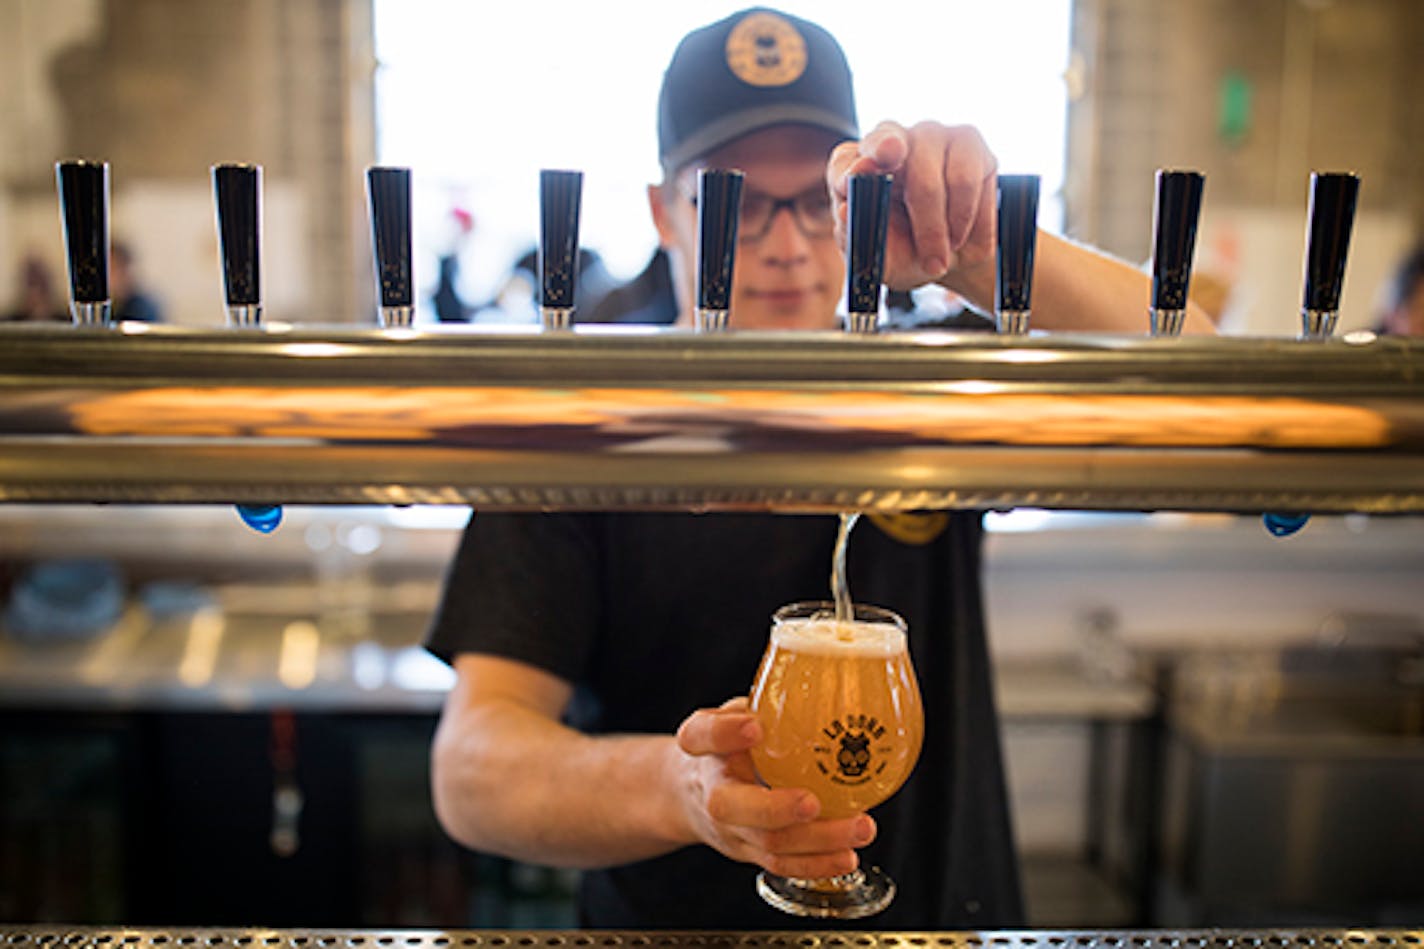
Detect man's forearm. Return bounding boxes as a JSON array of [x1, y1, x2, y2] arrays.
[[944, 231, 1215, 334], [432, 697, 693, 869]]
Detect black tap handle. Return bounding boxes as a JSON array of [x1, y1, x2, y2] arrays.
[[56, 160, 110, 304], [696, 169, 744, 312], [1151, 170, 1205, 311], [846, 173, 893, 315], [366, 166, 412, 308], [539, 169, 583, 310], [995, 174, 1040, 317], [212, 163, 262, 306], [1302, 171, 1360, 314]]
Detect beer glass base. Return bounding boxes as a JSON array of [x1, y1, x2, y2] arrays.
[[756, 867, 895, 919]]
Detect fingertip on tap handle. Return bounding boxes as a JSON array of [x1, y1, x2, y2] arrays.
[[845, 172, 893, 333], [539, 169, 583, 330], [995, 174, 1040, 335]]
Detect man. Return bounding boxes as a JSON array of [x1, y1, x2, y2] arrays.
[[110, 241, 163, 323], [426, 8, 1211, 930]]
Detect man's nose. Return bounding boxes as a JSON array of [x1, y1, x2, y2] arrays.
[[756, 205, 813, 265]]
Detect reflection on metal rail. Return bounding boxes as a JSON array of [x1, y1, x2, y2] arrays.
[[0, 324, 1421, 513], [0, 926, 1420, 947]]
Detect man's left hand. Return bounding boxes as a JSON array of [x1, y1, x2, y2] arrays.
[[828, 120, 998, 293]]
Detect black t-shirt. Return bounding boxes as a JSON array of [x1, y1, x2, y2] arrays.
[[426, 510, 1023, 930]]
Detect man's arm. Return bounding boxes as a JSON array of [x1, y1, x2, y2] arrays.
[[828, 120, 1214, 334], [944, 230, 1217, 334], [431, 653, 874, 875]]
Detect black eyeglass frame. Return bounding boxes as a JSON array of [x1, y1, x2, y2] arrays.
[[682, 183, 836, 244]]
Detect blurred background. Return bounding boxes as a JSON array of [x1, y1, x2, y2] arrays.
[[0, 0, 1421, 933]]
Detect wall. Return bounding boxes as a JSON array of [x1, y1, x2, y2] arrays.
[[0, 0, 376, 325], [1066, 0, 1424, 335]]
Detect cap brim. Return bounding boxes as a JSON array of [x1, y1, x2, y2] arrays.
[[661, 103, 859, 173]]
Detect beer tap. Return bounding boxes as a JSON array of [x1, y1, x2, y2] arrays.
[[538, 169, 583, 330], [1264, 171, 1361, 539], [1300, 171, 1360, 340], [366, 166, 414, 328], [213, 162, 280, 530], [995, 174, 1039, 335], [695, 168, 744, 332], [55, 160, 111, 326], [1149, 170, 1205, 337], [213, 163, 263, 327], [845, 172, 893, 334]]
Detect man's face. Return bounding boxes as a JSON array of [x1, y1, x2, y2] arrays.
[[653, 126, 846, 331]]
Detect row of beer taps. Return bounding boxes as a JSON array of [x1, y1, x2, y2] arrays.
[[51, 159, 1359, 341]]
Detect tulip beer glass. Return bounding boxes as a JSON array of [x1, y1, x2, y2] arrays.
[[749, 600, 924, 918]]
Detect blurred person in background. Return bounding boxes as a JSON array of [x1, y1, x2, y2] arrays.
[[110, 240, 163, 323], [433, 206, 480, 322], [2, 254, 68, 323], [1377, 243, 1424, 336]]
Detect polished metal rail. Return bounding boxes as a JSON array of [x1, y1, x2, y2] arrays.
[[0, 926, 1419, 947], [0, 324, 1420, 512]]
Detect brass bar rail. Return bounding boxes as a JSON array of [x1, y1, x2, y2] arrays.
[[0, 324, 1420, 512]]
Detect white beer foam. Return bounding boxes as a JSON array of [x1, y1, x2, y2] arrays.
[[771, 616, 907, 657]]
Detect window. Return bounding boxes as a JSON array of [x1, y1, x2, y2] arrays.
[[374, 1, 1071, 322]]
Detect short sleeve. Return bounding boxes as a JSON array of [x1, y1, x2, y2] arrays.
[[423, 511, 602, 686]]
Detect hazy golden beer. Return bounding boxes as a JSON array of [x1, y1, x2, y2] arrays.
[[749, 603, 923, 820]]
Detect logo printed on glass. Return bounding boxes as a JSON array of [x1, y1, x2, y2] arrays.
[[815, 714, 892, 785]]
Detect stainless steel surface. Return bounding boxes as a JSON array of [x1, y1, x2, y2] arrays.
[[69, 301, 111, 327], [695, 308, 729, 332], [1149, 309, 1185, 338], [0, 927, 1419, 947], [1169, 646, 1424, 750], [0, 596, 450, 712], [1, 324, 1422, 511], [997, 310, 1031, 335], [380, 305, 415, 329], [227, 304, 262, 328], [540, 307, 573, 331], [1160, 646, 1424, 917], [846, 311, 879, 334], [1302, 309, 1338, 340]]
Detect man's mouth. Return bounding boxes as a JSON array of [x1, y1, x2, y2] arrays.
[[747, 286, 818, 306]]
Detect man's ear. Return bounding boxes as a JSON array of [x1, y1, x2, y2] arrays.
[[647, 182, 678, 249]]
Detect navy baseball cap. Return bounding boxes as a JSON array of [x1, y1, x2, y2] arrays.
[[657, 7, 860, 173]]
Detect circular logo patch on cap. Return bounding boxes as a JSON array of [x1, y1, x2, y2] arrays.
[[726, 11, 807, 87]]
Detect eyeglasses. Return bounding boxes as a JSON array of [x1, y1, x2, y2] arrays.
[[684, 184, 836, 244]]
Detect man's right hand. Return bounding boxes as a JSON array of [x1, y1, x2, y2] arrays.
[[670, 698, 876, 879]]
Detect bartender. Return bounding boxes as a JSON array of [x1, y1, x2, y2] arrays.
[[425, 6, 1213, 930]]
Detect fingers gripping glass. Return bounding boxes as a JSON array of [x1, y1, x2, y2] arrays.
[[748, 601, 924, 918], [686, 185, 836, 243]]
